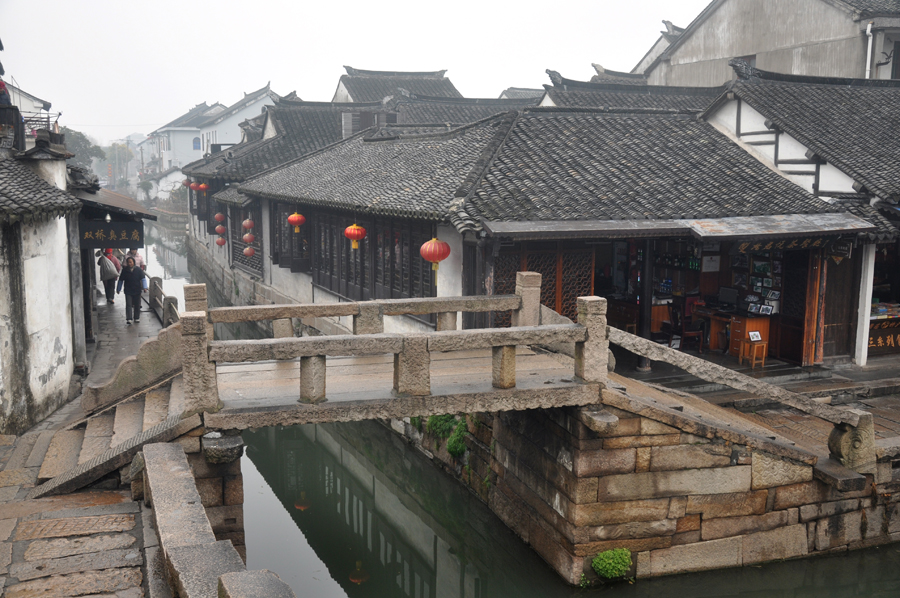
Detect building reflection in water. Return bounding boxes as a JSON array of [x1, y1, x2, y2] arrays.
[[242, 420, 900, 598]]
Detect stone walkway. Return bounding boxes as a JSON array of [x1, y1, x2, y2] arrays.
[[0, 286, 167, 597], [30, 290, 163, 434]]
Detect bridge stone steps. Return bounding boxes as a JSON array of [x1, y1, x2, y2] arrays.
[[24, 430, 56, 469], [37, 429, 85, 484], [143, 388, 171, 431], [79, 413, 115, 465], [110, 400, 146, 448], [3, 431, 39, 471], [166, 376, 185, 419]]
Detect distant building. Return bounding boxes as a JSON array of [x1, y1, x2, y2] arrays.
[[498, 87, 544, 100], [539, 70, 723, 110], [331, 66, 463, 102], [636, 0, 900, 86]]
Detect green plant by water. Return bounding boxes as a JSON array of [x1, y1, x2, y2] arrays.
[[592, 548, 632, 579]]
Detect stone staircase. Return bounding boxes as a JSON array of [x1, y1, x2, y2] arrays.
[[1, 375, 202, 501]]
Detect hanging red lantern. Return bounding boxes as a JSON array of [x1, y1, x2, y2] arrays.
[[190, 182, 200, 191], [242, 218, 254, 230], [214, 212, 226, 223], [215, 224, 226, 235], [344, 223, 366, 249], [182, 179, 191, 187], [287, 212, 306, 233], [215, 237, 227, 247], [349, 561, 369, 585], [293, 491, 311, 511], [243, 246, 255, 257], [198, 183, 209, 191], [420, 238, 451, 271], [242, 232, 255, 244]]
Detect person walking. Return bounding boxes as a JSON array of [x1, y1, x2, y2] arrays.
[[126, 248, 145, 270], [116, 256, 148, 324], [97, 249, 121, 304]]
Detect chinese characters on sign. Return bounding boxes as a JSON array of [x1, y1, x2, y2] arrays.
[[869, 320, 900, 355], [736, 237, 827, 254], [78, 220, 144, 248]]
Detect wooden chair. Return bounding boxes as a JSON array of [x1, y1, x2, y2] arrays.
[[662, 304, 703, 353]]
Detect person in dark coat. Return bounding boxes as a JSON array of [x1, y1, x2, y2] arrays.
[[97, 248, 121, 304], [116, 256, 148, 324]]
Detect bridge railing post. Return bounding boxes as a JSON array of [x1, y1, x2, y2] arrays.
[[575, 296, 608, 384], [492, 345, 516, 388], [273, 318, 294, 338], [299, 356, 326, 403], [162, 296, 179, 326], [436, 311, 457, 331], [181, 311, 221, 414], [149, 276, 163, 314], [183, 283, 214, 340], [512, 272, 541, 327], [353, 302, 384, 335], [393, 335, 430, 396]]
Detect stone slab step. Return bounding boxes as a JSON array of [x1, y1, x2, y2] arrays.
[[37, 430, 85, 484], [143, 388, 170, 432], [168, 541, 245, 598], [167, 375, 185, 418], [24, 430, 56, 469], [79, 413, 115, 466], [4, 432, 39, 471], [111, 400, 145, 449], [27, 413, 202, 500]]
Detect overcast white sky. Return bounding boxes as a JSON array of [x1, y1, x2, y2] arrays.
[[1, 0, 711, 145]]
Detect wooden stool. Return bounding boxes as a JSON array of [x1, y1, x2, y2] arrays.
[[740, 340, 768, 369]]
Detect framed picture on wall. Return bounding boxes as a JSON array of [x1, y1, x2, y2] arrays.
[[774, 276, 782, 288], [759, 305, 774, 315], [753, 260, 772, 274], [732, 254, 749, 269], [733, 272, 748, 288], [767, 290, 781, 300], [748, 303, 760, 313], [763, 278, 773, 288]]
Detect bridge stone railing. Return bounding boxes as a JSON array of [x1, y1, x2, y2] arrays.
[[177, 273, 609, 414]]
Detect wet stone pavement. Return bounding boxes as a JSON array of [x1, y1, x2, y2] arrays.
[[0, 286, 165, 597]]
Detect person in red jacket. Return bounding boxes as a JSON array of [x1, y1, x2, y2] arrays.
[[97, 249, 121, 304]]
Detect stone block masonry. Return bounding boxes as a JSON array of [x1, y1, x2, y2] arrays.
[[400, 389, 900, 586]]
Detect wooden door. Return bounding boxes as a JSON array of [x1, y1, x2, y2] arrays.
[[775, 250, 810, 364]]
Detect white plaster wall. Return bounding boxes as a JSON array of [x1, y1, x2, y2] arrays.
[[436, 225, 463, 298], [201, 97, 272, 147], [332, 81, 351, 103], [21, 217, 74, 411], [162, 129, 202, 169], [817, 163, 857, 194]]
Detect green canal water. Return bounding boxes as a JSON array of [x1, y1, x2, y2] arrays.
[[241, 422, 900, 598], [143, 232, 899, 597]]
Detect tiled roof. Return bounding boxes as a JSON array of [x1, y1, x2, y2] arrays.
[[0, 155, 81, 223], [838, 0, 900, 16], [395, 95, 541, 124], [463, 110, 833, 224], [720, 63, 900, 203], [336, 66, 462, 102], [200, 83, 274, 128], [183, 101, 383, 181], [156, 102, 225, 131], [237, 108, 841, 228], [238, 116, 502, 220], [499, 88, 545, 100], [543, 72, 723, 111], [589, 64, 648, 85], [833, 199, 898, 242]]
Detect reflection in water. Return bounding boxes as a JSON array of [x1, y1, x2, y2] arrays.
[[144, 221, 190, 309], [242, 422, 900, 598]]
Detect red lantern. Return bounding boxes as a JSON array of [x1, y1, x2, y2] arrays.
[[214, 212, 226, 223], [215, 237, 227, 247], [349, 561, 369, 585], [344, 223, 366, 249], [215, 224, 226, 235], [293, 491, 311, 511], [182, 179, 191, 187], [190, 182, 199, 191], [198, 183, 209, 191], [420, 238, 451, 271], [287, 212, 306, 233], [242, 232, 255, 244], [242, 218, 254, 230], [243, 246, 255, 257]]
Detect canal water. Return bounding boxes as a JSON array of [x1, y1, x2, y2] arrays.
[[145, 223, 900, 598]]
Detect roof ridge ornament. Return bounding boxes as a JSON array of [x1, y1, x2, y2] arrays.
[[729, 58, 759, 80]]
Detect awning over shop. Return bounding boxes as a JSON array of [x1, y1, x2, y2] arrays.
[[483, 212, 875, 244], [77, 188, 157, 221], [211, 186, 252, 207]]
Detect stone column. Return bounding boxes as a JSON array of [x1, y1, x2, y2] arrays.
[[436, 312, 457, 331], [272, 318, 293, 339], [853, 243, 876, 367], [163, 296, 179, 327], [828, 409, 876, 475], [492, 345, 516, 388], [150, 276, 163, 316], [353, 302, 384, 334], [184, 283, 214, 340], [511, 272, 541, 327], [181, 311, 221, 415], [299, 356, 326, 403], [393, 335, 430, 396], [574, 296, 608, 384]]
